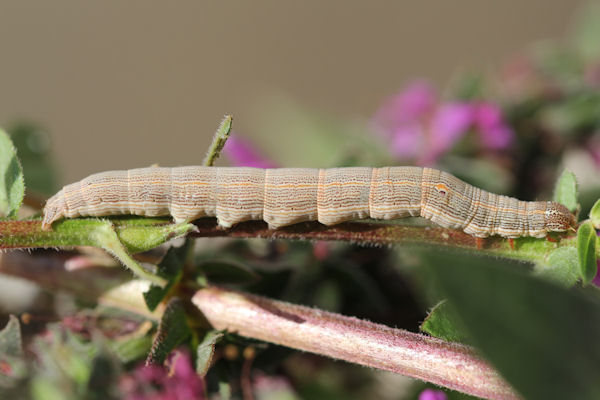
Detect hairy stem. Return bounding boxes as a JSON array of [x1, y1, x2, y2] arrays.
[[189, 218, 575, 264], [0, 218, 577, 266], [202, 115, 233, 167], [192, 286, 518, 400]]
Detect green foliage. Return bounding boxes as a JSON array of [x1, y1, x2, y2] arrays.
[[196, 330, 224, 376], [203, 115, 233, 167], [534, 247, 579, 287], [553, 170, 579, 212], [7, 123, 58, 196], [0, 316, 26, 389], [577, 220, 598, 285], [110, 335, 154, 364], [420, 301, 468, 343], [144, 241, 192, 311], [0, 128, 24, 218], [424, 250, 600, 400], [0, 315, 22, 358], [146, 298, 191, 365], [28, 324, 122, 400], [541, 92, 600, 136], [197, 260, 259, 285], [590, 199, 600, 229]]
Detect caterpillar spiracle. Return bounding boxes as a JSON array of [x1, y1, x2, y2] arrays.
[[42, 166, 576, 238]]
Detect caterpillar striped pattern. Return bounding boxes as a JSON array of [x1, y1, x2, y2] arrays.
[[42, 166, 576, 238]]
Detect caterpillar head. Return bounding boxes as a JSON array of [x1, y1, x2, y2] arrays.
[[41, 189, 65, 231], [544, 202, 576, 233]]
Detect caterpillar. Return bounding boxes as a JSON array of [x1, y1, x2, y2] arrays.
[[41, 166, 576, 238]]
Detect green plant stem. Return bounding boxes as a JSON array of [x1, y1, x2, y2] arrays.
[[188, 218, 577, 265], [202, 115, 233, 167], [0, 218, 580, 266]]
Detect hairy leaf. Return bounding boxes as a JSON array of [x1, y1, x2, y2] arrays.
[[423, 250, 600, 400], [0, 129, 24, 218]]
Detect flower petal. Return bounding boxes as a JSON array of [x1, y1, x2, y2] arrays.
[[223, 135, 277, 168]]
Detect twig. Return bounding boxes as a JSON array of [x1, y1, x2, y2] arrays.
[[202, 115, 233, 167], [192, 286, 518, 400]]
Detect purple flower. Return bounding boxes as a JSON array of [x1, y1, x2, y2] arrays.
[[373, 81, 514, 164], [419, 388, 447, 400], [593, 260, 600, 286], [474, 102, 514, 150], [223, 134, 277, 168], [120, 350, 205, 400], [426, 102, 475, 164], [375, 81, 436, 131]]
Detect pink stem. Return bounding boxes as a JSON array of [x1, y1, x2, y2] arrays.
[[192, 286, 518, 400]]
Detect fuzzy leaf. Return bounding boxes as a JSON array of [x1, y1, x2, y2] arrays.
[[203, 115, 233, 167], [111, 335, 153, 364], [420, 300, 468, 343], [146, 298, 191, 365], [534, 247, 580, 287], [553, 170, 578, 212], [144, 241, 192, 311], [196, 330, 224, 376], [423, 250, 600, 400], [590, 199, 600, 229], [577, 221, 597, 285], [0, 315, 26, 389], [0, 129, 24, 218], [0, 316, 22, 358], [8, 123, 58, 196]]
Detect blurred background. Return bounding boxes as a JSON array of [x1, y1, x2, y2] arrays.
[[0, 0, 586, 182]]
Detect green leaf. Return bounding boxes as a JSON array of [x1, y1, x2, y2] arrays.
[[541, 92, 600, 137], [146, 298, 191, 365], [423, 250, 600, 400], [199, 260, 259, 285], [203, 115, 233, 167], [86, 353, 120, 398], [577, 221, 597, 285], [553, 170, 578, 212], [0, 129, 24, 218], [219, 381, 232, 400], [420, 300, 468, 343], [0, 315, 22, 358], [534, 247, 580, 287], [90, 221, 167, 286], [590, 199, 600, 229], [196, 330, 224, 376], [0, 315, 26, 389], [115, 220, 196, 254], [144, 240, 192, 311], [8, 123, 58, 196], [31, 377, 65, 400], [111, 335, 154, 364]]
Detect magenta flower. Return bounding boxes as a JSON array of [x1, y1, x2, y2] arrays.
[[223, 134, 277, 168], [474, 102, 514, 150], [427, 102, 475, 164], [374, 80, 436, 139], [373, 81, 514, 164], [419, 388, 447, 400], [120, 350, 205, 400], [593, 260, 600, 287]]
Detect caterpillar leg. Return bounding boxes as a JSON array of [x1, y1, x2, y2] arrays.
[[508, 238, 515, 250], [475, 237, 484, 250]]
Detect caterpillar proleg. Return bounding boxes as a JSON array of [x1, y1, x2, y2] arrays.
[[42, 166, 576, 238]]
